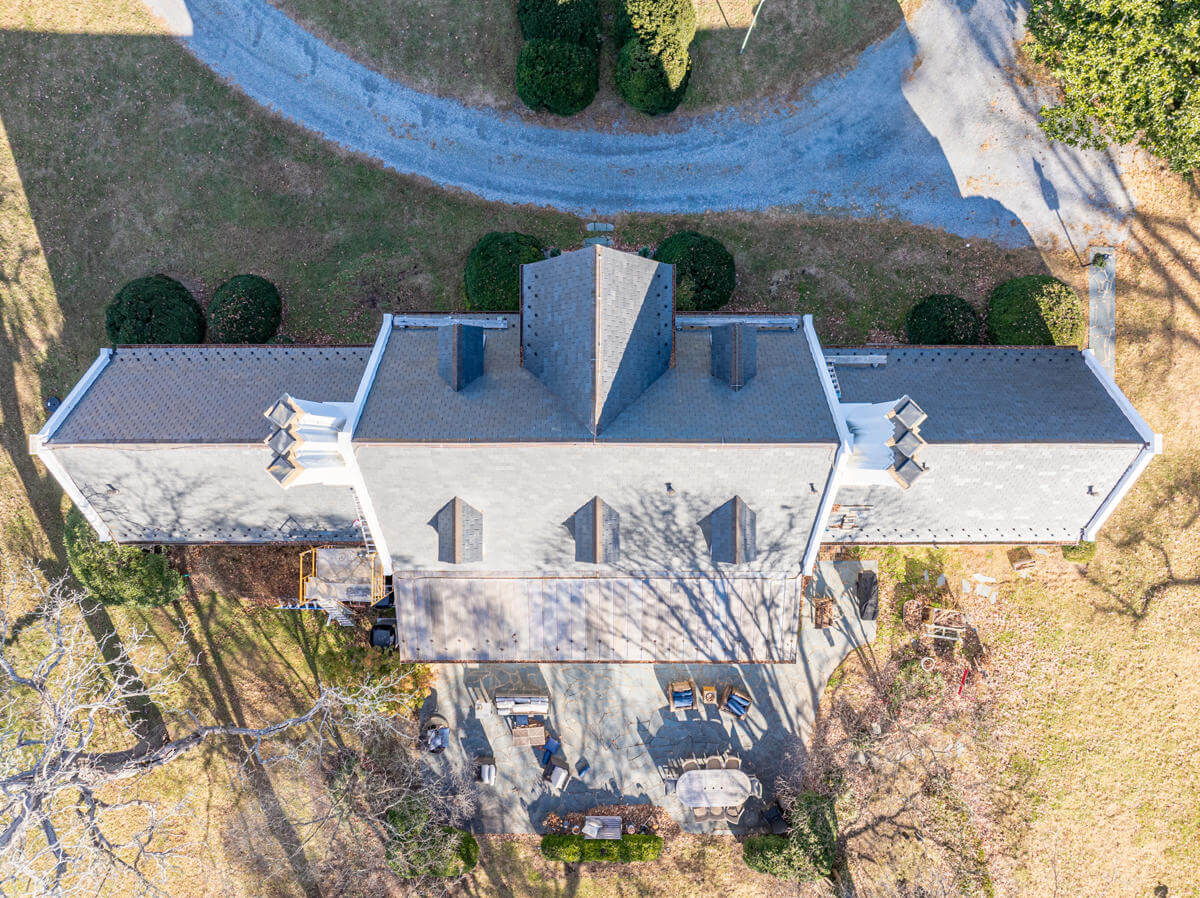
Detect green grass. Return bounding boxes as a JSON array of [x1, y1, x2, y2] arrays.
[[272, 0, 902, 117]]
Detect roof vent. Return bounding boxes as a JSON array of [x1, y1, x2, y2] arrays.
[[568, 497, 620, 564], [429, 497, 483, 563], [702, 496, 757, 564], [437, 323, 485, 391], [711, 323, 757, 390]]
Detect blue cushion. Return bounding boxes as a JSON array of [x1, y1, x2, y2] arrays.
[[672, 691, 693, 709]]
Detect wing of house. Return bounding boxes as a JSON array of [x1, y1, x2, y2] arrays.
[[31, 247, 1160, 662]]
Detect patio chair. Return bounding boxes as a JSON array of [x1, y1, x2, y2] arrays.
[[724, 806, 743, 825], [719, 685, 754, 720], [681, 758, 700, 773], [543, 761, 569, 790], [540, 736, 561, 767], [668, 679, 698, 712], [705, 756, 723, 770], [663, 778, 677, 796], [747, 775, 763, 798], [724, 755, 742, 770]]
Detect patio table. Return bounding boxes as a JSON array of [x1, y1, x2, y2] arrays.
[[676, 768, 753, 808], [511, 724, 545, 747]]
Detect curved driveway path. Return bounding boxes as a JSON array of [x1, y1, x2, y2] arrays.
[[146, 0, 1135, 248]]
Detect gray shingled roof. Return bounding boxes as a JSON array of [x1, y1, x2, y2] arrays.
[[51, 347, 370, 444], [828, 347, 1142, 443], [522, 246, 673, 434], [53, 445, 360, 543]]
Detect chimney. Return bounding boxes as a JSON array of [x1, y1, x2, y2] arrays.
[[711, 324, 757, 390], [438, 324, 485, 391]]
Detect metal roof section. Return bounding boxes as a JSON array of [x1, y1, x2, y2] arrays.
[[704, 496, 758, 565], [48, 346, 371, 444], [569, 496, 620, 564], [710, 323, 757, 390], [388, 573, 801, 662], [430, 497, 484, 564], [437, 323, 485, 391], [521, 246, 673, 435]]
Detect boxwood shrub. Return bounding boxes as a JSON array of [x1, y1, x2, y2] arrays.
[[539, 833, 663, 862], [742, 793, 837, 881], [518, 0, 600, 47], [64, 507, 185, 607], [905, 294, 980, 344], [652, 230, 735, 311], [105, 274, 205, 344], [385, 802, 479, 878], [516, 39, 599, 116], [464, 231, 544, 311], [616, 37, 691, 115], [207, 274, 283, 343], [618, 0, 697, 50], [987, 275, 1085, 346]]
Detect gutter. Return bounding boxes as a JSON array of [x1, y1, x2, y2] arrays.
[[1079, 349, 1163, 541], [801, 315, 852, 575], [341, 315, 395, 574], [28, 349, 116, 541]]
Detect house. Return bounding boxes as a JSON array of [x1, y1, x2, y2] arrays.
[[30, 247, 1160, 662]]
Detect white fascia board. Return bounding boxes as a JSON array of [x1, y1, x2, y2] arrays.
[[802, 445, 847, 576], [347, 314, 393, 438], [1083, 443, 1157, 542], [392, 314, 509, 329], [1082, 348, 1160, 447], [675, 314, 801, 330], [803, 315, 852, 450], [28, 349, 116, 541]]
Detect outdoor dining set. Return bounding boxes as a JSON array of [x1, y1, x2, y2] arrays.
[[665, 755, 763, 823]]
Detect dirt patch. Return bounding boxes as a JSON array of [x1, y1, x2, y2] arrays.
[[175, 544, 306, 604]]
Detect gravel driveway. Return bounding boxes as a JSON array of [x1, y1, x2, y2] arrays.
[[144, 0, 1135, 248]]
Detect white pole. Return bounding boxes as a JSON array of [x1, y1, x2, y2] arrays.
[[740, 0, 767, 54]]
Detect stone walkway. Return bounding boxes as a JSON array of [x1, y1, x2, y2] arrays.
[[142, 0, 1135, 248], [422, 562, 877, 834]]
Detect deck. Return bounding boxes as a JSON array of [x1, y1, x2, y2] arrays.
[[388, 574, 801, 663]]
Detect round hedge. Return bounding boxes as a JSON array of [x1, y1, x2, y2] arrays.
[[517, 0, 600, 47], [207, 275, 283, 343], [619, 0, 697, 51], [105, 274, 205, 344], [616, 37, 691, 116], [464, 231, 544, 311], [652, 230, 735, 311], [987, 275, 1085, 346], [905, 294, 980, 345], [516, 39, 599, 116], [64, 506, 185, 607]]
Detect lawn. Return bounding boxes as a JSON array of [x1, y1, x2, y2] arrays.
[[0, 0, 1197, 896], [268, 0, 902, 120]]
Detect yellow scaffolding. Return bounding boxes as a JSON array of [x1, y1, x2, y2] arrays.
[[298, 546, 384, 607]]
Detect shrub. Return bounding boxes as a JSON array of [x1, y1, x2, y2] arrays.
[[905, 294, 980, 345], [1062, 540, 1097, 563], [619, 0, 697, 50], [539, 833, 663, 862], [987, 275, 1085, 346], [207, 274, 283, 343], [743, 793, 837, 881], [105, 274, 205, 344], [652, 230, 735, 311], [317, 633, 434, 717], [516, 39, 598, 116], [464, 231, 544, 311], [64, 507, 184, 607], [518, 0, 600, 47], [889, 657, 944, 705], [616, 37, 691, 116], [385, 802, 478, 878]]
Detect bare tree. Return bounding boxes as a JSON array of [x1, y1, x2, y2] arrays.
[[0, 567, 474, 897]]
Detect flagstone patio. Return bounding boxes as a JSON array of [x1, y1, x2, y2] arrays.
[[421, 562, 878, 834]]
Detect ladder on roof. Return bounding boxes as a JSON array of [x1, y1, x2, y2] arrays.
[[351, 490, 376, 554], [825, 359, 843, 400]]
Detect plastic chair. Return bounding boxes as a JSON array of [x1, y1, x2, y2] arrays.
[[681, 758, 700, 773], [706, 756, 723, 770], [724, 755, 742, 770]]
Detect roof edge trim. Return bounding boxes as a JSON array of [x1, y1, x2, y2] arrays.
[[348, 314, 394, 438], [1081, 349, 1161, 449], [803, 315, 851, 450], [37, 349, 113, 444], [803, 444, 846, 575], [28, 443, 114, 542], [1082, 443, 1157, 542]]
